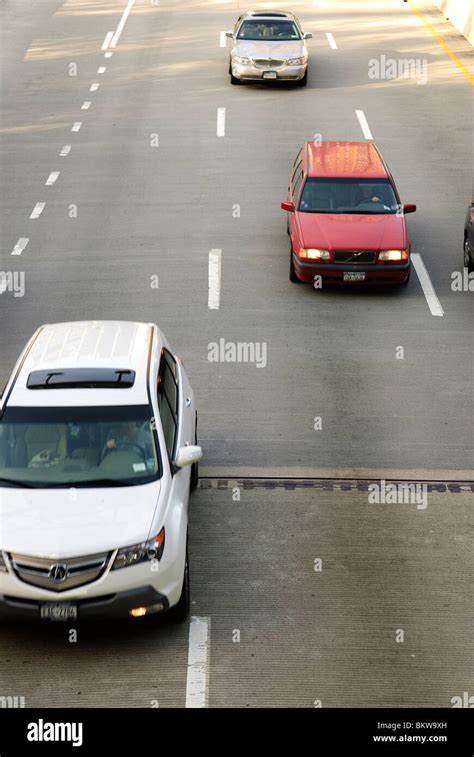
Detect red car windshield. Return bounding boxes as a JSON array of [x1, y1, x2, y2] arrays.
[[299, 178, 399, 214]]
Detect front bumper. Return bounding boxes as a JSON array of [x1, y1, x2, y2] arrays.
[[232, 61, 307, 81], [293, 254, 411, 284], [0, 585, 170, 621]]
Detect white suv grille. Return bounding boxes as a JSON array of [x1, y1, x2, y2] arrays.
[[9, 551, 111, 592]]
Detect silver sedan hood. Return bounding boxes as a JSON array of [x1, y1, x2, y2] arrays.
[[235, 40, 305, 60]]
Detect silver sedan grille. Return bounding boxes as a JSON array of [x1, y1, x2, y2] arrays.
[[252, 58, 286, 68]]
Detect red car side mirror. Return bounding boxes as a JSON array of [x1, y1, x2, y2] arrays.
[[281, 201, 294, 212], [403, 203, 416, 214]]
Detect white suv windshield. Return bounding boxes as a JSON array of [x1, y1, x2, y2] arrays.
[[0, 405, 161, 488]]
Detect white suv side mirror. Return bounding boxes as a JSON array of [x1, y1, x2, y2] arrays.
[[175, 445, 203, 469], [303, 32, 312, 39], [225, 31, 234, 38]]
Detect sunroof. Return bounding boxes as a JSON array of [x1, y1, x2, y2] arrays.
[[27, 368, 136, 389]]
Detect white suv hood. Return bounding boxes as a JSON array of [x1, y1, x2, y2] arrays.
[[0, 481, 161, 558]]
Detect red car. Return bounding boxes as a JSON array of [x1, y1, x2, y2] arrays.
[[281, 141, 416, 285]]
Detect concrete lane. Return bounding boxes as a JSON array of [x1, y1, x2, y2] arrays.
[[0, 481, 471, 707]]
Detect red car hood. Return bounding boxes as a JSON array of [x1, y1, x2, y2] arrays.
[[298, 212, 407, 250]]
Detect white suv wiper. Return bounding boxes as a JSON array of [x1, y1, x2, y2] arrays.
[[0, 477, 40, 488]]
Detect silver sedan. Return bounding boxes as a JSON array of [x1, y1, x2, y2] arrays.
[[226, 11, 312, 86]]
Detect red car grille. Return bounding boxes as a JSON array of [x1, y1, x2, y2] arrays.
[[334, 250, 376, 263]]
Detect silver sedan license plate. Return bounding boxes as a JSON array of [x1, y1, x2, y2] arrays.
[[263, 71, 277, 79], [343, 272, 365, 282], [40, 602, 77, 621]]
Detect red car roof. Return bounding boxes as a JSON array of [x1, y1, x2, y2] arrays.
[[305, 141, 389, 179]]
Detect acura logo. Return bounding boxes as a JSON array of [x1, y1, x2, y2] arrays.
[[48, 563, 68, 583]]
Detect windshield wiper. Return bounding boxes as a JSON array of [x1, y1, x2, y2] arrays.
[[67, 478, 137, 488], [0, 477, 41, 488]]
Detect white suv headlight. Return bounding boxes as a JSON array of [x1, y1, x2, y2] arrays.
[[112, 528, 165, 570]]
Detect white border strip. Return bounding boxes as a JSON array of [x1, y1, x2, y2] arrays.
[[101, 31, 114, 51], [30, 203, 45, 219], [11, 238, 29, 256], [208, 249, 222, 310], [411, 253, 444, 317], [45, 171, 59, 186], [217, 107, 226, 137], [356, 109, 373, 140], [185, 616, 211, 708], [110, 0, 135, 49], [326, 32, 338, 49]]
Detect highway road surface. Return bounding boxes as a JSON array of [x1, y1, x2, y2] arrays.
[[0, 0, 472, 709]]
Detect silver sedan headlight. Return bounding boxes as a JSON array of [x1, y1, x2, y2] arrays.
[[287, 57, 305, 65], [234, 55, 251, 65]]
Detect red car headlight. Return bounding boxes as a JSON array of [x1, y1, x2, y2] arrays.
[[299, 248, 330, 261], [378, 249, 409, 263]]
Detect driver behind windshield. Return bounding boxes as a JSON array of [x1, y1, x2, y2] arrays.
[[356, 185, 382, 205], [103, 421, 153, 460]]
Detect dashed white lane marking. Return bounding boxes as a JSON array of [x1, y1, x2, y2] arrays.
[[104, 51, 113, 59], [101, 31, 114, 51], [185, 617, 211, 708], [208, 249, 222, 310], [220, 31, 227, 47], [81, 101, 91, 110], [11, 238, 29, 256], [356, 109, 373, 140], [30, 203, 45, 219], [97, 66, 106, 74], [60, 145, 71, 156], [71, 122, 82, 132], [110, 0, 135, 48], [326, 32, 338, 49], [411, 253, 444, 317], [217, 107, 226, 137], [90, 83, 100, 91], [45, 171, 60, 186]]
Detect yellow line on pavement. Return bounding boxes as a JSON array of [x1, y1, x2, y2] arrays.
[[407, 0, 474, 85]]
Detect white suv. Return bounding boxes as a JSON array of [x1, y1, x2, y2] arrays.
[[0, 321, 202, 624]]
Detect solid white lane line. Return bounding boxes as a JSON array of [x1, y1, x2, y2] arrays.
[[101, 31, 114, 50], [81, 101, 91, 110], [30, 203, 45, 219], [326, 32, 338, 49], [185, 617, 211, 708], [217, 107, 226, 137], [90, 82, 100, 92], [97, 66, 106, 74], [60, 145, 71, 156], [71, 122, 82, 132], [110, 0, 135, 48], [356, 109, 373, 140], [45, 171, 60, 186], [411, 253, 444, 317], [220, 31, 227, 47], [104, 51, 113, 59], [11, 238, 29, 256], [208, 249, 222, 310]]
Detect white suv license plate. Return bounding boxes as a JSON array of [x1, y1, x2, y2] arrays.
[[343, 272, 366, 282], [263, 71, 277, 79], [40, 602, 78, 622]]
